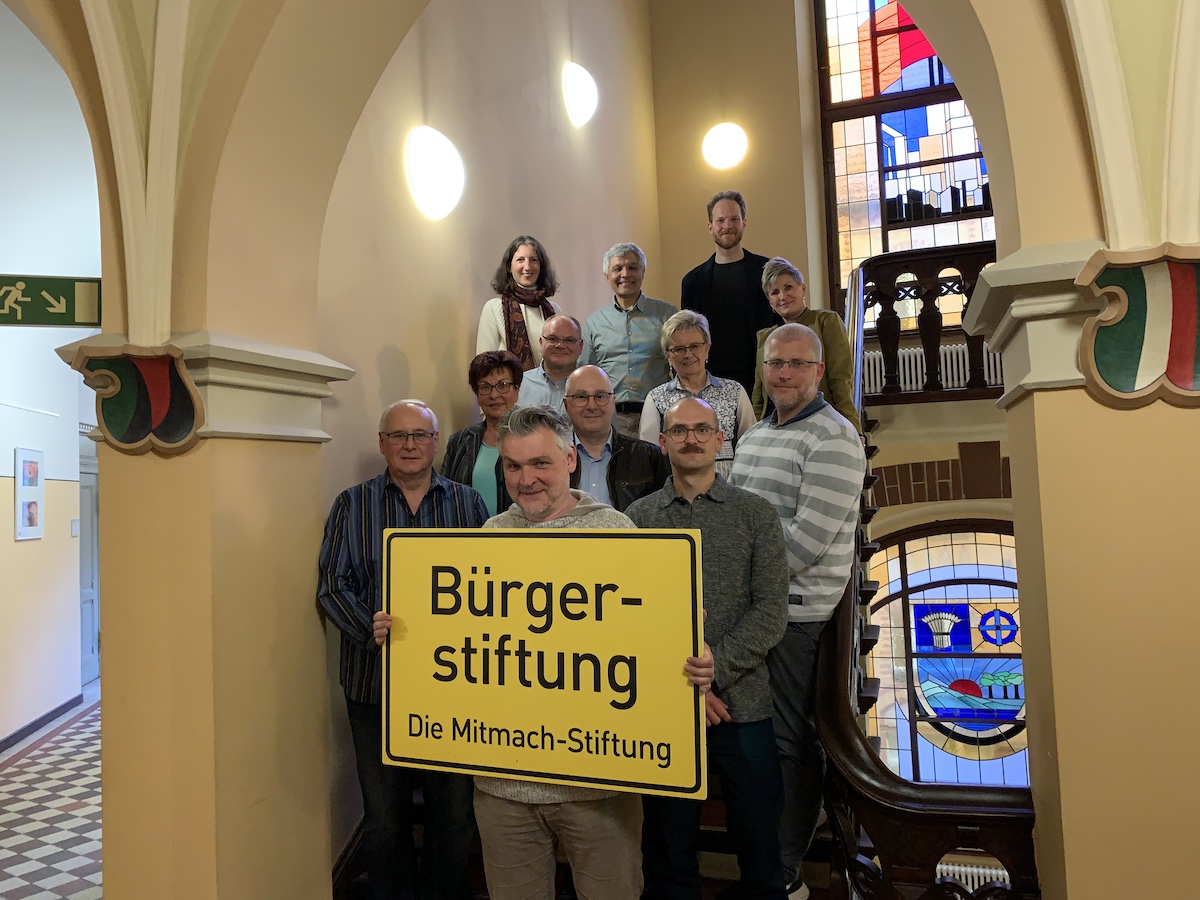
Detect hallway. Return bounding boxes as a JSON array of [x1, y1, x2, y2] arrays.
[[0, 681, 101, 899]]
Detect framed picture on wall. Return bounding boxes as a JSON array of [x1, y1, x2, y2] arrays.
[[15, 447, 44, 540]]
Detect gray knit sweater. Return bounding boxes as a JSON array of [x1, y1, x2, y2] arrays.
[[730, 394, 865, 623], [474, 490, 636, 805], [626, 476, 787, 722]]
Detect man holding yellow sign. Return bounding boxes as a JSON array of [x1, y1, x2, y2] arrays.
[[628, 397, 790, 900], [374, 406, 712, 899]]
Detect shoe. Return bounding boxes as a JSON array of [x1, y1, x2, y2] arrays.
[[786, 878, 810, 900]]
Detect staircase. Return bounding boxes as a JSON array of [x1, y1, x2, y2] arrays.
[[812, 254, 1040, 899]]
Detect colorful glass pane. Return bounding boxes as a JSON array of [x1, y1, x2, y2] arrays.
[[863, 529, 1029, 787]]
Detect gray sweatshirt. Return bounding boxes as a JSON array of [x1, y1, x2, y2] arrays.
[[474, 490, 636, 805]]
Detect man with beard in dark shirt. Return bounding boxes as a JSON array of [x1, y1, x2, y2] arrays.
[[681, 191, 780, 396]]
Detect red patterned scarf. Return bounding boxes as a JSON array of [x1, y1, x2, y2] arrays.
[[502, 285, 554, 371]]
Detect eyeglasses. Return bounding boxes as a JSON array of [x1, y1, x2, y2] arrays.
[[664, 424, 717, 442], [666, 342, 708, 357], [476, 380, 515, 396], [542, 336, 581, 347], [383, 430, 437, 445], [763, 359, 820, 370], [566, 391, 615, 408]]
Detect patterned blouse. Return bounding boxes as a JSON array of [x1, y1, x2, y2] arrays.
[[639, 373, 757, 464]]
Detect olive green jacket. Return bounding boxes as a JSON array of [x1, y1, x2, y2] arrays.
[[750, 307, 862, 433]]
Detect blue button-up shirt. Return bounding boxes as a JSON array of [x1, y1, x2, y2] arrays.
[[574, 436, 614, 507], [317, 470, 489, 703], [580, 293, 675, 403], [515, 363, 572, 413]]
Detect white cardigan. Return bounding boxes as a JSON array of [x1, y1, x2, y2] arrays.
[[476, 296, 563, 367]]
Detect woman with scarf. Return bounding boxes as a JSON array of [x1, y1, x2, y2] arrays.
[[476, 235, 562, 370]]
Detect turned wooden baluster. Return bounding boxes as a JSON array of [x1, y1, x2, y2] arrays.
[[875, 284, 902, 393], [916, 279, 943, 391]]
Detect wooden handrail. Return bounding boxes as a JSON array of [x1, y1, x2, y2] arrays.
[[818, 249, 1041, 899]]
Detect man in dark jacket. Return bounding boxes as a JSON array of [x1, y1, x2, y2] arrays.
[[681, 190, 780, 395], [564, 365, 668, 511]]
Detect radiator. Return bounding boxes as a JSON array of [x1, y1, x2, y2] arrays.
[[935, 862, 1011, 890], [862, 342, 1003, 394]]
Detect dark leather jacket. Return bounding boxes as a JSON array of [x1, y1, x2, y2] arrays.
[[440, 421, 512, 514], [570, 429, 668, 512]]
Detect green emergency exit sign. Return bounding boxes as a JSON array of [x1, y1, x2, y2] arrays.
[[0, 275, 101, 326]]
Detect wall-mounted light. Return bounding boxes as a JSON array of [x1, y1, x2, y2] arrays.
[[562, 62, 598, 127], [404, 126, 465, 220], [701, 122, 748, 169]]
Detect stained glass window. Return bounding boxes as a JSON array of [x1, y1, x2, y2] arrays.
[[818, 1, 993, 324], [865, 524, 1029, 786]]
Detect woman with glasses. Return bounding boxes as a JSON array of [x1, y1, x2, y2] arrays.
[[476, 235, 562, 371], [442, 351, 524, 516], [751, 257, 861, 432], [639, 310, 756, 478]]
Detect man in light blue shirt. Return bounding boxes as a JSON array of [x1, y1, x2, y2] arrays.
[[515, 314, 582, 414], [580, 243, 676, 436]]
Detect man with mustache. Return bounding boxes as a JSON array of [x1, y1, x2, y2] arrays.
[[681, 191, 780, 397], [627, 397, 790, 899]]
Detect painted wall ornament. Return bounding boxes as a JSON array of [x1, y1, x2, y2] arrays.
[[1076, 244, 1200, 408], [68, 345, 204, 455]]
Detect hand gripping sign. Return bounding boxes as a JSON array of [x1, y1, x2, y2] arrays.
[[382, 529, 706, 798]]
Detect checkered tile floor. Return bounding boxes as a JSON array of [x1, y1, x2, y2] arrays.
[[0, 704, 102, 899]]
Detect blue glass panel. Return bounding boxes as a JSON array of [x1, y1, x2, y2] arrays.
[[1002, 750, 1031, 787], [979, 756, 1007, 786], [914, 657, 1025, 731], [954, 756, 982, 785], [912, 603, 972, 652], [907, 563, 1017, 589], [917, 730, 936, 778]]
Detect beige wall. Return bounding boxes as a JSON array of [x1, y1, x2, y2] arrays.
[[649, 0, 813, 301], [0, 479, 80, 740], [99, 439, 331, 898], [1007, 388, 1198, 898], [316, 0, 663, 848]]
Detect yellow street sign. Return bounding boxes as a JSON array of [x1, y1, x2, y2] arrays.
[[383, 529, 706, 798]]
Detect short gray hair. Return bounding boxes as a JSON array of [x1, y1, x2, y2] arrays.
[[497, 405, 573, 454], [378, 399, 438, 432], [765, 323, 823, 362], [660, 309, 711, 354], [761, 257, 805, 296], [602, 242, 647, 274]]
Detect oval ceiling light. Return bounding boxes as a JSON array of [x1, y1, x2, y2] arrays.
[[702, 122, 748, 169], [404, 125, 465, 220], [562, 62, 599, 127]]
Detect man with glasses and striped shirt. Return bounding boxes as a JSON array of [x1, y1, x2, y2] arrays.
[[318, 399, 489, 900], [730, 324, 866, 900]]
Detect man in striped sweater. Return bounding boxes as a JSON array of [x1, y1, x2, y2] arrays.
[[730, 323, 866, 899]]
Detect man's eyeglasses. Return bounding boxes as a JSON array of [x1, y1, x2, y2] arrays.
[[542, 336, 581, 347], [763, 359, 820, 370], [383, 430, 437, 446], [476, 381, 515, 395], [663, 424, 717, 442], [566, 391, 615, 408], [666, 342, 708, 357]]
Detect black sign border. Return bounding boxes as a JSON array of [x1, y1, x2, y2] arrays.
[[382, 529, 705, 796]]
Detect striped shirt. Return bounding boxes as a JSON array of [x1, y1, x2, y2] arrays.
[[729, 393, 865, 623], [317, 470, 489, 703]]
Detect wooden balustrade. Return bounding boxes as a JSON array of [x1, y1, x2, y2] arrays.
[[863, 242, 998, 402]]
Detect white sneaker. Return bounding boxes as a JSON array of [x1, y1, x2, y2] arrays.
[[787, 879, 810, 900]]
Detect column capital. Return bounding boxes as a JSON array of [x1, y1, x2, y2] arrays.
[[58, 331, 354, 452], [965, 240, 1105, 409]]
